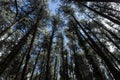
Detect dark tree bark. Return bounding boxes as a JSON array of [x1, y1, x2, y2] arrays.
[[73, 53, 84, 80], [45, 25, 56, 80], [80, 3, 120, 26], [0, 9, 35, 38], [20, 6, 43, 79], [84, 23, 120, 64], [53, 56, 57, 80], [14, 53, 26, 80], [0, 24, 34, 75], [105, 33, 120, 49], [30, 50, 41, 80], [71, 20, 104, 80], [15, 0, 18, 17], [71, 14, 120, 80], [94, 4, 120, 13], [0, 18, 24, 38], [85, 13, 120, 49], [20, 15, 39, 80]]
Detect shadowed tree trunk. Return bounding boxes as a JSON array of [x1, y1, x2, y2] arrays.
[[80, 3, 120, 26], [45, 25, 56, 80], [71, 14, 120, 80], [53, 55, 57, 80], [94, 4, 120, 13], [84, 23, 120, 64], [20, 11, 41, 80], [70, 21, 104, 80], [86, 14, 120, 40], [73, 52, 84, 80], [30, 50, 41, 80], [0, 24, 35, 75], [0, 9, 35, 38], [84, 13, 120, 49], [14, 53, 26, 80]]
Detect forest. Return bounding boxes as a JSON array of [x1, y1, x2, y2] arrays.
[[0, 0, 120, 80]]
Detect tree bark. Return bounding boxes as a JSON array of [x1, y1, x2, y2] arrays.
[[85, 13, 120, 49], [94, 4, 120, 13], [0, 9, 35, 38], [0, 24, 33, 75], [81, 3, 120, 26], [71, 14, 120, 80], [20, 17, 39, 80], [30, 50, 41, 80], [72, 20, 104, 80], [14, 53, 26, 80], [45, 26, 56, 80]]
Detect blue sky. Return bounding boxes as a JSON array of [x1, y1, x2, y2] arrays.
[[48, 0, 60, 15]]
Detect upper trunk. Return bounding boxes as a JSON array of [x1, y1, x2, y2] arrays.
[[45, 27, 56, 80], [71, 14, 120, 80], [80, 3, 120, 26]]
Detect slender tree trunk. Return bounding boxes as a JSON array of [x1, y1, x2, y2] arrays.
[[80, 3, 120, 26], [71, 14, 120, 80], [3, 29, 18, 41], [73, 53, 84, 80], [71, 25, 103, 80], [14, 53, 26, 80], [54, 56, 57, 80], [105, 33, 120, 49], [0, 18, 24, 38], [0, 9, 35, 38], [85, 23, 120, 64], [85, 13, 120, 48], [20, 20, 38, 80], [94, 4, 120, 13], [0, 24, 34, 75], [60, 35, 65, 80], [20, 6, 43, 79], [38, 57, 46, 80], [15, 0, 18, 17], [85, 12, 120, 32], [45, 27, 55, 80], [30, 50, 41, 80], [86, 53, 104, 80]]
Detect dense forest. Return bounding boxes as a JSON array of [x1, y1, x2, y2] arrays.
[[0, 0, 120, 80]]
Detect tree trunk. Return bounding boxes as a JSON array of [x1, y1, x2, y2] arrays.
[[0, 9, 35, 38], [53, 56, 57, 80], [71, 14, 120, 80], [105, 33, 120, 49], [0, 24, 33, 75], [45, 27, 55, 80], [30, 50, 41, 80], [85, 13, 120, 49], [81, 3, 120, 26], [85, 23, 120, 64], [94, 4, 120, 13], [73, 53, 84, 80], [21, 19, 38, 80], [72, 23, 104, 80], [14, 53, 26, 80]]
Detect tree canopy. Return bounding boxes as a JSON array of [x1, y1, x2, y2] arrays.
[[0, 0, 120, 80]]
